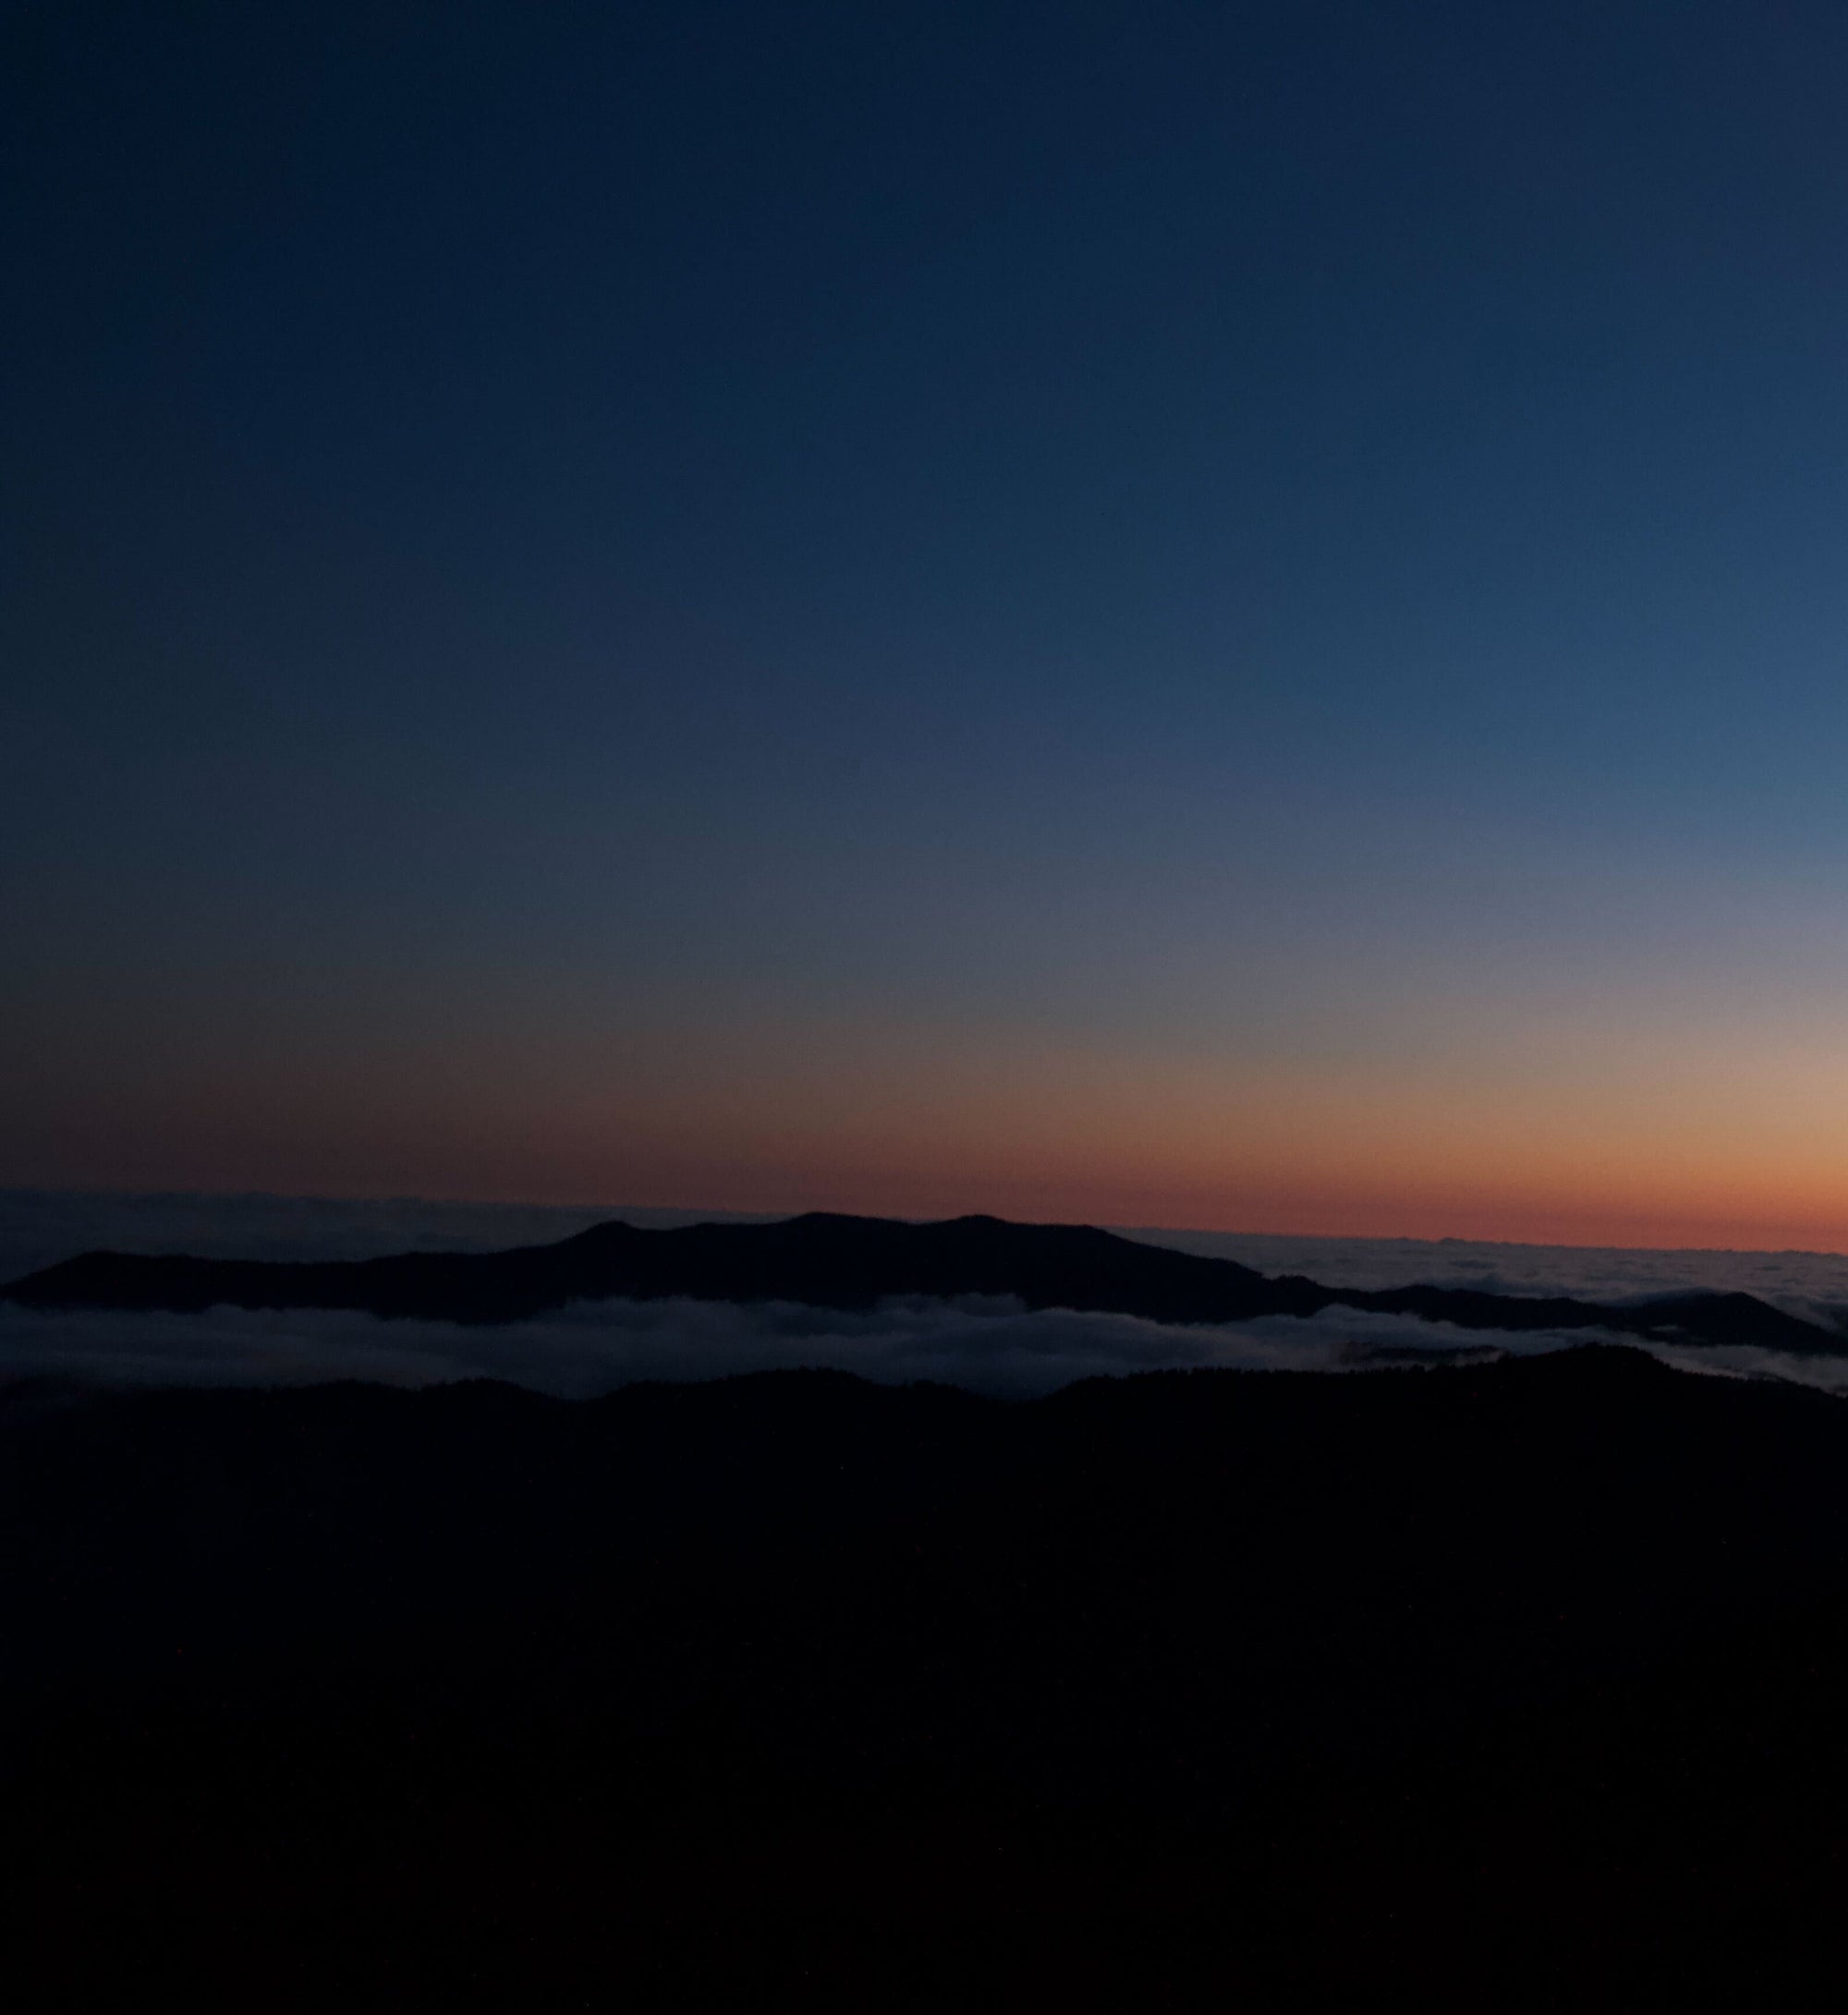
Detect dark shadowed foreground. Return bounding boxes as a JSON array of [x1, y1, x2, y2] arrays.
[[6, 1348, 1848, 2009]]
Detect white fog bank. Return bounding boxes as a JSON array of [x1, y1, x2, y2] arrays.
[[4, 1189, 1846, 1400]]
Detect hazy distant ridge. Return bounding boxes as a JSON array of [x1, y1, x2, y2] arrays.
[[6, 1211, 1834, 1355]]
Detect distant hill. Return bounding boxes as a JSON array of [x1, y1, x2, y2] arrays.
[[4, 1209, 1836, 1353]]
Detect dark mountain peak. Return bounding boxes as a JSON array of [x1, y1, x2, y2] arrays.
[[551, 1219, 640, 1248], [779, 1210, 896, 1231], [2, 1212, 1836, 1358]]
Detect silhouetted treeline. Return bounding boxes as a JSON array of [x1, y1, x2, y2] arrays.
[[5, 1347, 1848, 2006]]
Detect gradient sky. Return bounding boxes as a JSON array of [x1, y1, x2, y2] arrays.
[[8, 0, 1848, 1245]]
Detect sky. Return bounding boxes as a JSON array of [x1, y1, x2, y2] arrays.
[[6, 0, 1848, 1247]]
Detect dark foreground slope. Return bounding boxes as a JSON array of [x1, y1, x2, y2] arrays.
[[6, 1348, 1848, 2009], [6, 1209, 1835, 1351]]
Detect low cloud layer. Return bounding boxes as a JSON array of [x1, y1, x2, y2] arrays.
[[5, 1292, 1837, 1402], [1128, 1226, 1848, 1334], [5, 1190, 1847, 1400]]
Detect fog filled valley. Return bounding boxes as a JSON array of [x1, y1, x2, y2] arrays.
[[8, 1189, 1848, 1399], [7, 1196, 1848, 2005]]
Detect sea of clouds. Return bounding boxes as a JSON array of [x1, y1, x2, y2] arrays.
[[4, 1189, 1847, 1400]]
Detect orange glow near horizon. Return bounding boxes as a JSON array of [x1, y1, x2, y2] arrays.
[[15, 1029, 1848, 1256], [12, 961, 1848, 1255]]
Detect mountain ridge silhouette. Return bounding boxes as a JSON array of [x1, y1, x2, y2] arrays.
[[4, 1208, 1835, 1353]]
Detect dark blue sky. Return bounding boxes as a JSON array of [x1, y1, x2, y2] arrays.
[[8, 0, 1848, 1241]]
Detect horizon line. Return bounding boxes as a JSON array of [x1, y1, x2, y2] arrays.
[[6, 1184, 1848, 1264]]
